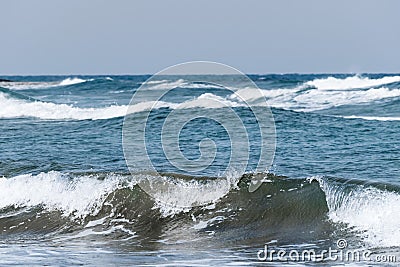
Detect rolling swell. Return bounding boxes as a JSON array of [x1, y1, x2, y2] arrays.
[[2, 74, 400, 121], [0, 87, 39, 102], [1, 171, 398, 249]]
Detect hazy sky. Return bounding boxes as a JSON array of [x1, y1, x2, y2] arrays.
[[1, 0, 399, 75]]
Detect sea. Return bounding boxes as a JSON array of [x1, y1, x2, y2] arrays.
[[0, 73, 399, 266]]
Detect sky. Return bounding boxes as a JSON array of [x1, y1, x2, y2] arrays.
[[1, 0, 399, 75]]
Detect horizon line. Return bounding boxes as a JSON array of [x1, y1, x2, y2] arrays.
[[1, 71, 400, 76]]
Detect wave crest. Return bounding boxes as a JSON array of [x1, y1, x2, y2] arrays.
[[305, 75, 400, 90], [0, 77, 88, 90], [0, 92, 128, 120], [312, 176, 400, 248]]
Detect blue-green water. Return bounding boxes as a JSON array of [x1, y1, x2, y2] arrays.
[[0, 74, 399, 265]]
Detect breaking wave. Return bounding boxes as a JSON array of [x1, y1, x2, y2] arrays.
[[0, 91, 243, 120], [142, 79, 225, 90], [1, 171, 399, 249], [312, 176, 400, 248], [305, 75, 400, 90], [0, 77, 89, 90], [0, 91, 129, 120], [232, 86, 400, 112]]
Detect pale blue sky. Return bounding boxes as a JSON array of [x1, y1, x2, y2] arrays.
[[1, 0, 399, 74]]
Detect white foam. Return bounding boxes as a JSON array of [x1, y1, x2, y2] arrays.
[[57, 224, 136, 241], [151, 177, 234, 217], [0, 92, 129, 120], [0, 77, 88, 90], [147, 170, 241, 217], [0, 81, 59, 90], [143, 79, 224, 90], [3, 82, 400, 120], [312, 177, 400, 248], [305, 75, 400, 90], [292, 87, 400, 111], [58, 77, 88, 86], [231, 86, 400, 112], [128, 93, 242, 112], [0, 172, 123, 218], [229, 75, 400, 112], [193, 216, 225, 230], [143, 79, 187, 90], [178, 93, 241, 109], [342, 115, 400, 121], [231, 87, 300, 109], [145, 79, 169, 85], [0, 91, 247, 120]]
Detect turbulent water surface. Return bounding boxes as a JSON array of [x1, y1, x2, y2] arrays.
[[1, 74, 400, 266]]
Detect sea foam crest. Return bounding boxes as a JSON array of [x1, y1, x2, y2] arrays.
[[0, 77, 88, 90], [312, 176, 400, 248], [305, 75, 400, 90], [0, 92, 129, 120], [142, 79, 224, 90], [342, 115, 400, 121], [58, 77, 88, 86], [232, 86, 400, 112], [0, 172, 123, 218], [0, 92, 242, 120]]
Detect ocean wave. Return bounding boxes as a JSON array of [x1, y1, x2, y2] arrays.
[[142, 79, 225, 90], [305, 75, 400, 90], [0, 170, 236, 222], [232, 86, 400, 112], [0, 92, 245, 120], [125, 94, 242, 116], [58, 77, 88, 86], [0, 77, 89, 90], [3, 86, 400, 120], [313, 176, 400, 248], [291, 86, 400, 111], [1, 171, 399, 249], [3, 77, 400, 120], [0, 171, 124, 219], [0, 92, 129, 120]]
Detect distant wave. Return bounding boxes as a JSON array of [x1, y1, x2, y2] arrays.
[[226, 75, 400, 112], [142, 79, 224, 90], [0, 92, 129, 120], [3, 86, 400, 120], [0, 77, 89, 90], [0, 91, 247, 120], [58, 77, 88, 86], [342, 115, 400, 121], [141, 75, 400, 92], [232, 86, 400, 112], [3, 75, 400, 119], [305, 75, 400, 90], [139, 78, 400, 112]]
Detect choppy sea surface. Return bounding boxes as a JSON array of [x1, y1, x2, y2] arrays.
[[1, 74, 400, 266]]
